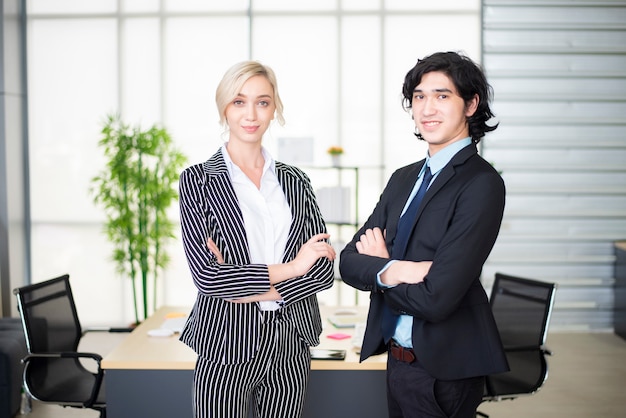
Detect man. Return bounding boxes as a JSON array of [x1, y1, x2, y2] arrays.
[[339, 51, 509, 418]]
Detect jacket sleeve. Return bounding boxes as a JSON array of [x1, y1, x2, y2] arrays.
[[273, 168, 335, 305], [178, 165, 271, 299], [339, 168, 409, 293]]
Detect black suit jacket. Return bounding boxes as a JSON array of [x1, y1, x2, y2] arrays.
[[340, 144, 509, 380]]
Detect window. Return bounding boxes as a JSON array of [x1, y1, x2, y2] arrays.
[[27, 1, 480, 324]]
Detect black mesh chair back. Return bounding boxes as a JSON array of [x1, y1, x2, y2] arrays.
[[483, 272, 557, 402], [13, 274, 107, 417], [18, 274, 81, 354], [491, 273, 555, 351]]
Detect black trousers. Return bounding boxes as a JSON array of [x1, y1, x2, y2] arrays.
[[386, 353, 484, 418]]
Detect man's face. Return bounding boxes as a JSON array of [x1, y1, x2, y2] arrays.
[[411, 71, 478, 155]]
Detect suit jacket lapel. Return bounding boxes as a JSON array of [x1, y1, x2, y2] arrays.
[[203, 155, 305, 265], [420, 143, 478, 210], [394, 144, 478, 240], [275, 163, 305, 263], [388, 162, 424, 245], [203, 151, 251, 264]]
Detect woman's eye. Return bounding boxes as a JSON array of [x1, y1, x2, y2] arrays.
[[258, 100, 269, 106], [233, 99, 244, 106]]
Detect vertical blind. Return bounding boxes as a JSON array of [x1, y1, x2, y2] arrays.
[[481, 0, 626, 331]]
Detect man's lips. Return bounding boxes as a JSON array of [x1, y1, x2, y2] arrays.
[[421, 121, 441, 128]]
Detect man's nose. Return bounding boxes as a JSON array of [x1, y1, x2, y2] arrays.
[[422, 98, 436, 115]]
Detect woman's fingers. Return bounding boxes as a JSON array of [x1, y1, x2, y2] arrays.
[[206, 237, 224, 264]]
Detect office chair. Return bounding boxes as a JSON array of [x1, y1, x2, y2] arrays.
[[477, 272, 557, 417], [13, 274, 130, 418]]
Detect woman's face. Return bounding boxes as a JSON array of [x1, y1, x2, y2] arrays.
[[225, 75, 276, 145]]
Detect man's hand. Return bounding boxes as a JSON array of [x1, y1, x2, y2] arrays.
[[380, 260, 433, 286], [356, 227, 389, 258]]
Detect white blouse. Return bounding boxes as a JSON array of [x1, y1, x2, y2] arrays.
[[221, 144, 291, 309]]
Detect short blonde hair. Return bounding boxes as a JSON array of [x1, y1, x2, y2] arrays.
[[215, 61, 285, 127]]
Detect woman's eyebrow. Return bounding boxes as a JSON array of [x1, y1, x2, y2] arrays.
[[236, 93, 273, 100]]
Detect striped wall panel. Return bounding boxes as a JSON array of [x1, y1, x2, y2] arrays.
[[481, 0, 626, 331]]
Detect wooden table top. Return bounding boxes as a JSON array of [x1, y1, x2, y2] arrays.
[[102, 305, 386, 371]]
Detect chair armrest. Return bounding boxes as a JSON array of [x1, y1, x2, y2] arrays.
[[21, 352, 105, 408], [23, 351, 103, 364], [540, 345, 552, 356]]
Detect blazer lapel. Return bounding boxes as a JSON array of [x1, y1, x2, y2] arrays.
[[275, 163, 305, 263], [203, 151, 251, 264], [419, 143, 478, 211], [392, 144, 478, 242]]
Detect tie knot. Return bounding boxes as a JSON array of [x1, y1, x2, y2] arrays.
[[423, 166, 433, 182]]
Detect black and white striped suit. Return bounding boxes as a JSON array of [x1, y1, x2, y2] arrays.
[[178, 148, 334, 417]]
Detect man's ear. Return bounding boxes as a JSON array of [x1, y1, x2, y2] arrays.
[[465, 94, 479, 117]]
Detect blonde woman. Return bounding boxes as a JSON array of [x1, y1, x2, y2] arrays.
[[178, 61, 335, 418]]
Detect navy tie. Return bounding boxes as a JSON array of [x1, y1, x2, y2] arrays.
[[391, 166, 433, 259], [382, 165, 433, 342]]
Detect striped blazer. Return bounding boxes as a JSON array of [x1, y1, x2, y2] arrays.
[[178, 148, 335, 364]]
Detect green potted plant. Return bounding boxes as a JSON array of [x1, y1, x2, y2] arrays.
[[91, 114, 187, 324]]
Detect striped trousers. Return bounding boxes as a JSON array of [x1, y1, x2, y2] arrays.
[[193, 310, 311, 418]]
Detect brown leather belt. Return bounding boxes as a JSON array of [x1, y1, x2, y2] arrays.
[[389, 340, 416, 363]]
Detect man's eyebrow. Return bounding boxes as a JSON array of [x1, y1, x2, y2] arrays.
[[413, 87, 453, 93]]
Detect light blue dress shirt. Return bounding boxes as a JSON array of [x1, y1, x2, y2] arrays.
[[378, 137, 472, 347]]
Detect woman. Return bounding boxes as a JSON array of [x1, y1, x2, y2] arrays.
[[178, 61, 336, 418]]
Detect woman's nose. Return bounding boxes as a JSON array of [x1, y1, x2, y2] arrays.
[[245, 104, 257, 120]]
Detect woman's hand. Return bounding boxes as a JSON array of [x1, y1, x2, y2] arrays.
[[289, 233, 336, 278], [206, 237, 224, 264], [229, 287, 282, 304], [355, 227, 389, 258]]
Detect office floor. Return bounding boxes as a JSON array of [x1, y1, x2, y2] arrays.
[[15, 332, 626, 418]]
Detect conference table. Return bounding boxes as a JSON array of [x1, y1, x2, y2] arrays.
[[102, 305, 388, 418]]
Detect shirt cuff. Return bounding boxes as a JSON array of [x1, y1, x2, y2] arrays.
[[377, 260, 398, 289]]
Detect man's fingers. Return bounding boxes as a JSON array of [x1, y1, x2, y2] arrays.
[[365, 227, 384, 243]]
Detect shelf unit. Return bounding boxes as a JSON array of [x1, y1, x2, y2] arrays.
[[303, 165, 369, 306]]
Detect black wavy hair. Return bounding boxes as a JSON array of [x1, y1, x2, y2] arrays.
[[402, 51, 498, 143]]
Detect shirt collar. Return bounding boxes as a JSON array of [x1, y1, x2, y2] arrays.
[[221, 142, 276, 178], [425, 137, 472, 175]]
